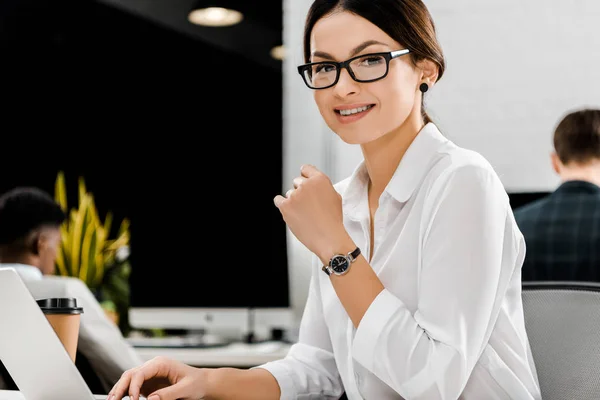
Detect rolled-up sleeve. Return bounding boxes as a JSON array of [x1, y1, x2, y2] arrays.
[[352, 164, 517, 399], [255, 257, 344, 400]]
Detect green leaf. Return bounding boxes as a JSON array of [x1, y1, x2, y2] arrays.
[[100, 300, 117, 312]]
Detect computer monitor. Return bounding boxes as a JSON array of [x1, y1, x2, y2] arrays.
[[126, 195, 293, 342], [508, 191, 552, 211], [123, 38, 292, 342]]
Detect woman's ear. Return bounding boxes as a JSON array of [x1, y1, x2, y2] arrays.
[[417, 58, 439, 89]]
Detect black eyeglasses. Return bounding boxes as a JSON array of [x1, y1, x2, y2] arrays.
[[297, 49, 411, 90]]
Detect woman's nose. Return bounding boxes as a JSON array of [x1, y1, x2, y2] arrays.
[[333, 67, 359, 97]]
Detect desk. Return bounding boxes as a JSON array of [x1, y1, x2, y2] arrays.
[[133, 341, 291, 368], [0, 392, 25, 400], [0, 391, 109, 399]]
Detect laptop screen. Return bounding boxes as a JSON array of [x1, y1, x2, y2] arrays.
[[0, 268, 97, 400]]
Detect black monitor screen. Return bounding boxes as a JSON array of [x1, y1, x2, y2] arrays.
[[0, 0, 289, 310], [508, 192, 552, 211], [128, 185, 290, 309]]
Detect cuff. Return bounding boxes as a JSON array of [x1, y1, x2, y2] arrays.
[[251, 361, 297, 400], [352, 289, 405, 371]]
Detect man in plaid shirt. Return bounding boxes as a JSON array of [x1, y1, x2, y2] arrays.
[[514, 108, 600, 282]]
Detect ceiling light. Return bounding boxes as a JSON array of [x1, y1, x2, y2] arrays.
[[270, 45, 285, 60], [188, 5, 243, 27]]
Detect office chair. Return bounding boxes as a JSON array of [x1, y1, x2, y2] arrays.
[[522, 281, 600, 400]]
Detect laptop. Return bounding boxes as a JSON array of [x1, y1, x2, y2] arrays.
[[0, 267, 140, 400]]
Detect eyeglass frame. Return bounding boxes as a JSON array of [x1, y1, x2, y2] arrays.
[[297, 48, 411, 90]]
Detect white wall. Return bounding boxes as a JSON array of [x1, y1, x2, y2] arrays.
[[283, 0, 600, 320], [282, 0, 332, 324], [421, 0, 600, 193]]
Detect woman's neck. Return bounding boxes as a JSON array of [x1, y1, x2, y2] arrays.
[[362, 118, 425, 197]]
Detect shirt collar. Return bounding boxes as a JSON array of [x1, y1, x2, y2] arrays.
[[555, 180, 600, 195], [341, 123, 449, 213], [386, 123, 449, 203], [0, 263, 43, 281]]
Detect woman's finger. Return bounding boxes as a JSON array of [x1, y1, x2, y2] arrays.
[[148, 380, 190, 400], [108, 368, 135, 400], [293, 176, 306, 189], [128, 366, 153, 400], [273, 195, 285, 207]]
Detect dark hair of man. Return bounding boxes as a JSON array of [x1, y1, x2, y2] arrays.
[[0, 187, 66, 248], [553, 108, 600, 165]]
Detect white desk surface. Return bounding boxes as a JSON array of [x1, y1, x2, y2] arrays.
[[0, 392, 109, 399], [133, 341, 291, 367], [0, 392, 26, 400]]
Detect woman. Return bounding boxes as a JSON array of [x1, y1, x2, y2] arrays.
[[108, 0, 542, 399]]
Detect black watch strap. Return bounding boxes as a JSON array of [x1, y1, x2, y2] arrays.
[[348, 247, 361, 261]]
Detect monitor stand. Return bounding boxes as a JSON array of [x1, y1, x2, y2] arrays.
[[185, 329, 230, 347]]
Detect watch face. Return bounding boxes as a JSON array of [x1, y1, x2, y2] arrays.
[[330, 255, 349, 274]]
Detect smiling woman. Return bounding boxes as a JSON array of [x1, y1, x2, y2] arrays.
[[106, 1, 542, 400], [302, 5, 443, 146]]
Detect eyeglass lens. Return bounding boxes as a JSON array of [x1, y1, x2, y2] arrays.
[[302, 54, 388, 89]]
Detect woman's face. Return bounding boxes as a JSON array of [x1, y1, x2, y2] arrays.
[[309, 11, 422, 145]]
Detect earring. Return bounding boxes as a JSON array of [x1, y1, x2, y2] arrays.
[[419, 82, 429, 93]]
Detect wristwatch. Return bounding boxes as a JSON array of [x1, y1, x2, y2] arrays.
[[322, 247, 361, 276]]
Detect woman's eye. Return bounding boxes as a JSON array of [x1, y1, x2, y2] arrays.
[[362, 56, 384, 66], [315, 64, 335, 73]]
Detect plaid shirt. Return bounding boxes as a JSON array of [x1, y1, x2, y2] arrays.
[[513, 180, 600, 282]]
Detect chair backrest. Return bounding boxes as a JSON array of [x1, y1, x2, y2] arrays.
[[522, 281, 600, 400]]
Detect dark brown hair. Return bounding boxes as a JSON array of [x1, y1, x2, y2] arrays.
[[0, 186, 65, 249], [302, 0, 446, 124], [553, 108, 600, 165]]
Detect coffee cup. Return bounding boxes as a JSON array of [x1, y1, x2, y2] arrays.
[[36, 298, 84, 362]]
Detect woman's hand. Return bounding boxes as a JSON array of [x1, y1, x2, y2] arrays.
[[274, 164, 351, 263], [107, 356, 208, 400]]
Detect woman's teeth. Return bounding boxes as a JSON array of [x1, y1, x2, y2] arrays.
[[338, 105, 372, 116]]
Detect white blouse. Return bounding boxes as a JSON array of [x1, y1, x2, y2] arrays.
[[257, 123, 542, 400]]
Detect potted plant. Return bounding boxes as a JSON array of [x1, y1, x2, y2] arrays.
[[53, 171, 133, 336]]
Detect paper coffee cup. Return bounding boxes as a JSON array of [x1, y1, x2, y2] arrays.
[[36, 298, 84, 362]]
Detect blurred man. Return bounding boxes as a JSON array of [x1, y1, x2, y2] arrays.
[[0, 186, 143, 391], [514, 108, 600, 282]]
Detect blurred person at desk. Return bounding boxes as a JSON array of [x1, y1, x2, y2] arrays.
[[108, 0, 541, 399], [514, 108, 600, 282], [0, 186, 143, 392]]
